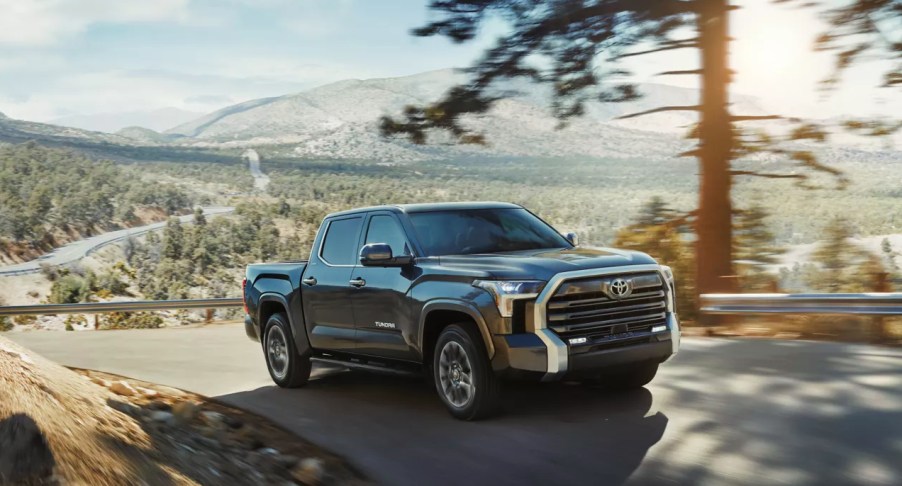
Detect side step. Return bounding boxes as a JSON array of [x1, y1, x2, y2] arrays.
[[311, 353, 423, 377]]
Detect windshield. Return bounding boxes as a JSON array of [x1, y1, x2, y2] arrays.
[[409, 208, 572, 256]]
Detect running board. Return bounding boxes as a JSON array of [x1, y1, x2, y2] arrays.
[[311, 354, 423, 377]]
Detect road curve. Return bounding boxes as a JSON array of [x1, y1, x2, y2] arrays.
[[0, 206, 234, 276], [7, 326, 901, 485], [242, 149, 270, 191]]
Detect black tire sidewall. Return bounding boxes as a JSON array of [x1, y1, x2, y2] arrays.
[[264, 313, 303, 387], [433, 324, 495, 419]]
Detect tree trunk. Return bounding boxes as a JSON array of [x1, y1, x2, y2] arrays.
[[696, 0, 736, 323]]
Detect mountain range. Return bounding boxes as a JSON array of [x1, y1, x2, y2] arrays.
[[1, 69, 898, 163]]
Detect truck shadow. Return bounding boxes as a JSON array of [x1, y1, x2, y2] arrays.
[[217, 367, 667, 485]]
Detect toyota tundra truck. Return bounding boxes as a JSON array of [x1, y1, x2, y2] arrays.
[[243, 202, 680, 420]]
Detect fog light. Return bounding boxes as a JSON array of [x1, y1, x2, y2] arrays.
[[652, 325, 667, 333], [568, 337, 588, 345]]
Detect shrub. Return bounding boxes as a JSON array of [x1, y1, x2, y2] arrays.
[[49, 275, 91, 304], [97, 312, 163, 330], [0, 317, 12, 332]]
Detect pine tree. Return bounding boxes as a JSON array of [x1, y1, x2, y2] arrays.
[[734, 205, 782, 291], [380, 0, 849, 316], [162, 217, 184, 260]]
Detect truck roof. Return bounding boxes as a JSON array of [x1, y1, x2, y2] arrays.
[[324, 201, 522, 219]]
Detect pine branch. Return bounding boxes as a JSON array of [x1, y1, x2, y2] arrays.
[[731, 170, 806, 180], [616, 105, 700, 120], [731, 115, 785, 122], [656, 69, 703, 76], [617, 42, 699, 59]]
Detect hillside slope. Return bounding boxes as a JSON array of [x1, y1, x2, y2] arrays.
[[166, 70, 772, 161]]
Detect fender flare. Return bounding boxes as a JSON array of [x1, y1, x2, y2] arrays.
[[419, 299, 495, 359], [257, 293, 311, 358]]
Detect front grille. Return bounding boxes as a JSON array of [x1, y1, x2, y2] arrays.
[[546, 272, 667, 345]]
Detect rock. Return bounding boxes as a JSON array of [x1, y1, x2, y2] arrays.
[[110, 380, 138, 397], [147, 400, 171, 412], [172, 401, 200, 424], [291, 458, 324, 485], [90, 376, 110, 388], [0, 414, 56, 484], [222, 414, 243, 429], [107, 399, 141, 417], [138, 387, 159, 399], [149, 411, 174, 423], [258, 447, 279, 456], [192, 435, 220, 450], [200, 411, 226, 429], [275, 454, 300, 469]]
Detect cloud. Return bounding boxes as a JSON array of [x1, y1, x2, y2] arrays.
[[0, 0, 191, 46]]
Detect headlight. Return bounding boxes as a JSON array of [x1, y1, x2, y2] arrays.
[[660, 265, 674, 283], [660, 265, 676, 312], [473, 280, 546, 317]]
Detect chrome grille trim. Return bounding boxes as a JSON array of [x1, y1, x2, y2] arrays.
[[531, 264, 667, 381]]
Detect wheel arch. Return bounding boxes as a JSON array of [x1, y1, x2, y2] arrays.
[[257, 293, 311, 358], [419, 300, 495, 367]]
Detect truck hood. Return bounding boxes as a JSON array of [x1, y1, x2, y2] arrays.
[[435, 247, 657, 281]]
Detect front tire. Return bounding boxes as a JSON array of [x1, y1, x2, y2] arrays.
[[264, 313, 311, 388], [433, 324, 500, 420]]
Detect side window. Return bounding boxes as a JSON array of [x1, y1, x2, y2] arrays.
[[365, 215, 410, 256], [320, 217, 363, 265]]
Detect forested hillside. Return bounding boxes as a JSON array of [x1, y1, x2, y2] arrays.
[[0, 142, 192, 263]]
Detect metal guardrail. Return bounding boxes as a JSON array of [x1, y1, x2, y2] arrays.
[[2, 293, 900, 318], [701, 293, 902, 316], [0, 298, 243, 317]]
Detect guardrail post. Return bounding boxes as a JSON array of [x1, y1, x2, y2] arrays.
[[873, 272, 889, 342], [205, 309, 214, 323]]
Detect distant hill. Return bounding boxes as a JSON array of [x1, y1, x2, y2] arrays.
[[51, 107, 204, 133]]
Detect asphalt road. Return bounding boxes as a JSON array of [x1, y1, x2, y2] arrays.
[[0, 206, 234, 276], [8, 326, 901, 485]]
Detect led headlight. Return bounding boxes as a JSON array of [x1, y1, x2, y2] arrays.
[[660, 265, 676, 312], [473, 280, 546, 317]]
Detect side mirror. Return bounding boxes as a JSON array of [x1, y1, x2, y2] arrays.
[[564, 232, 579, 246], [360, 243, 413, 267]]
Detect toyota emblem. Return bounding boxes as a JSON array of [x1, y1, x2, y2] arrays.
[[609, 278, 632, 299]]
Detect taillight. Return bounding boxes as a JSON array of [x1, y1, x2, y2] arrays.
[[242, 278, 249, 315]]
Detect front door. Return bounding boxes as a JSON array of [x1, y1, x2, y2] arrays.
[[351, 212, 418, 360], [301, 215, 363, 352]]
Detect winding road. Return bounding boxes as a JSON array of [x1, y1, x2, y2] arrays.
[[7, 326, 901, 485], [0, 206, 234, 276], [243, 149, 270, 191]]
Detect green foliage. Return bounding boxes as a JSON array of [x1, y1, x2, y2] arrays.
[[0, 317, 11, 332], [97, 312, 163, 330], [0, 142, 191, 245], [64, 314, 86, 331], [127, 202, 298, 300], [781, 218, 890, 293], [49, 274, 92, 304], [734, 205, 782, 291], [614, 199, 697, 321]]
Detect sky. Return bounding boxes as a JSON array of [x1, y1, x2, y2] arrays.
[[0, 0, 896, 127]]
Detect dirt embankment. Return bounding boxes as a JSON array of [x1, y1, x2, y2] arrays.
[[0, 336, 368, 485]]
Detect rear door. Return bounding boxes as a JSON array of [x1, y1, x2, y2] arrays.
[[351, 211, 418, 360], [300, 215, 363, 351]]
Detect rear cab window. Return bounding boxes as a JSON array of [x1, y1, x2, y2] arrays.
[[319, 216, 363, 265]]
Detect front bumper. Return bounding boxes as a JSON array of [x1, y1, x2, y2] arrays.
[[492, 313, 680, 381], [244, 314, 259, 342]]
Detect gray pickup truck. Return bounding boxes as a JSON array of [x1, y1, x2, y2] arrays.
[[243, 202, 680, 420]]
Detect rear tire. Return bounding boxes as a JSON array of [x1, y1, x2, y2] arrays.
[[583, 362, 659, 390], [264, 312, 311, 388], [433, 323, 501, 420]]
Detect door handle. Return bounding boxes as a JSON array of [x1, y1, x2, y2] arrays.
[[302, 276, 317, 286], [349, 277, 366, 288]]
